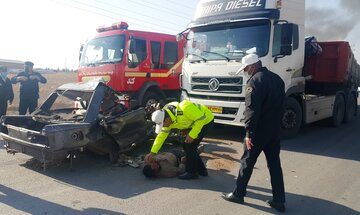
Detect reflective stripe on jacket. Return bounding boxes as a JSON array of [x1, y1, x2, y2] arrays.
[[151, 100, 214, 153]]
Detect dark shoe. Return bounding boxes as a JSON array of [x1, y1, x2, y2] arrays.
[[178, 172, 198, 180], [198, 169, 208, 176], [266, 200, 285, 212], [197, 144, 205, 153], [221, 192, 244, 204]]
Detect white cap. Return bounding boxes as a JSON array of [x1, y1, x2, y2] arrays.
[[238, 53, 259, 72], [151, 110, 165, 134]]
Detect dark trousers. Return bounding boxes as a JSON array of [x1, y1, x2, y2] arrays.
[[0, 101, 8, 118], [19, 97, 38, 115], [235, 137, 285, 203], [182, 120, 214, 174]]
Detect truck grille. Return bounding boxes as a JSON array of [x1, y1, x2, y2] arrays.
[[191, 77, 243, 93], [222, 107, 239, 115], [189, 93, 244, 102]]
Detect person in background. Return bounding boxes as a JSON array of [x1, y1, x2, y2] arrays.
[[221, 54, 286, 212], [0, 65, 14, 118], [11, 61, 47, 115], [145, 100, 214, 180]]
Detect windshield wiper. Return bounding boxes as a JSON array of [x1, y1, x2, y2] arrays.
[[226, 50, 245, 55], [187, 53, 208, 62], [97, 59, 122, 65], [202, 51, 231, 62], [86, 62, 98, 67], [85, 60, 117, 66]]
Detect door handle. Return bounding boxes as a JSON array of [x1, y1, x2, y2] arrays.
[[286, 68, 293, 72]]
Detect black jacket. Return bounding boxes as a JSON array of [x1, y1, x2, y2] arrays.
[[11, 71, 47, 99], [244, 67, 285, 142]]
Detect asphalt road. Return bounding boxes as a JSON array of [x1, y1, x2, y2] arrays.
[[1, 110, 359, 214]]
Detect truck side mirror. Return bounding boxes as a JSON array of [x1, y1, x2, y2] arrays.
[[176, 33, 183, 42], [280, 44, 292, 56], [273, 23, 293, 62], [79, 44, 84, 62], [280, 23, 293, 56], [129, 38, 136, 54]]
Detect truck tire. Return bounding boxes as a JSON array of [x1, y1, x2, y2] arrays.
[[142, 91, 161, 108], [330, 94, 345, 127], [344, 93, 357, 123], [281, 97, 302, 139]]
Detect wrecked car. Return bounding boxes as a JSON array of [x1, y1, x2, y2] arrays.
[[0, 80, 149, 169]]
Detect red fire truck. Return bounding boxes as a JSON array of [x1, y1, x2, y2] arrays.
[[78, 21, 184, 107]]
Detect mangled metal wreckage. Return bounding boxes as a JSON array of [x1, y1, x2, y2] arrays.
[[0, 80, 149, 169]]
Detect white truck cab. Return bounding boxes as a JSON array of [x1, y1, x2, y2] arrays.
[[180, 0, 305, 128]]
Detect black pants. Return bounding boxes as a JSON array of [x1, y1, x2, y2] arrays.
[[19, 96, 38, 115], [0, 100, 8, 118], [235, 137, 285, 203], [182, 120, 214, 174]]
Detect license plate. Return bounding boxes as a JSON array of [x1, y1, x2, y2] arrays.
[[207, 106, 223, 114]]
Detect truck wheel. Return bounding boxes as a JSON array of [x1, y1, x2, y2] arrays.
[[344, 93, 357, 123], [330, 94, 345, 127], [142, 91, 161, 108], [281, 97, 302, 139]]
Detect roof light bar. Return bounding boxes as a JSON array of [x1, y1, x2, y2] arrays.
[[96, 21, 129, 32]]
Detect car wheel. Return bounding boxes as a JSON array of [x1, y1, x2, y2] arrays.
[[142, 91, 161, 108]]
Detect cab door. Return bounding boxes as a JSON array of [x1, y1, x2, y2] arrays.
[[126, 37, 150, 90], [269, 23, 304, 93]]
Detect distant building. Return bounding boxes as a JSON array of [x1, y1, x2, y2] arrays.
[[0, 59, 24, 73]]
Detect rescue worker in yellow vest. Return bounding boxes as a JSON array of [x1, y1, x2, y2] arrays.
[[146, 100, 214, 180]]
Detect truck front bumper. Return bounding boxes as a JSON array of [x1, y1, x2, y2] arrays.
[[181, 90, 246, 127]]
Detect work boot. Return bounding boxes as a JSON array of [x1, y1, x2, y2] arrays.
[[178, 172, 198, 180], [221, 192, 244, 204], [266, 200, 285, 212], [198, 169, 208, 176], [197, 144, 205, 153]]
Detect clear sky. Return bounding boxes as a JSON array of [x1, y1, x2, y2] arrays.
[[0, 0, 359, 70]]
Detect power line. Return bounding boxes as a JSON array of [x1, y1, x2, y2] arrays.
[[94, 0, 186, 28], [139, 0, 194, 16], [48, 0, 179, 33], [167, 0, 198, 10], [67, 0, 181, 32], [49, 0, 117, 21], [128, 0, 191, 19]]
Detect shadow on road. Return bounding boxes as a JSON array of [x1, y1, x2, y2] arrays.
[[281, 114, 360, 162], [206, 124, 245, 142], [0, 138, 240, 200], [0, 184, 123, 215], [201, 110, 360, 162], [242, 185, 359, 215], [1, 106, 359, 213], [36, 148, 239, 200]]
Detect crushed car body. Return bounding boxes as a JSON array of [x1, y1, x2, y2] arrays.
[[0, 79, 149, 169]]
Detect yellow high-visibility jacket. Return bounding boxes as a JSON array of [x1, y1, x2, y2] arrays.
[[151, 100, 214, 154]]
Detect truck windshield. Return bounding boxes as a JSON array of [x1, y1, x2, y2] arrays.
[[185, 20, 270, 61], [80, 35, 125, 66]]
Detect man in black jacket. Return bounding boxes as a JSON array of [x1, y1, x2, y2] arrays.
[[222, 54, 286, 212], [0, 65, 14, 118], [11, 61, 47, 115]]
